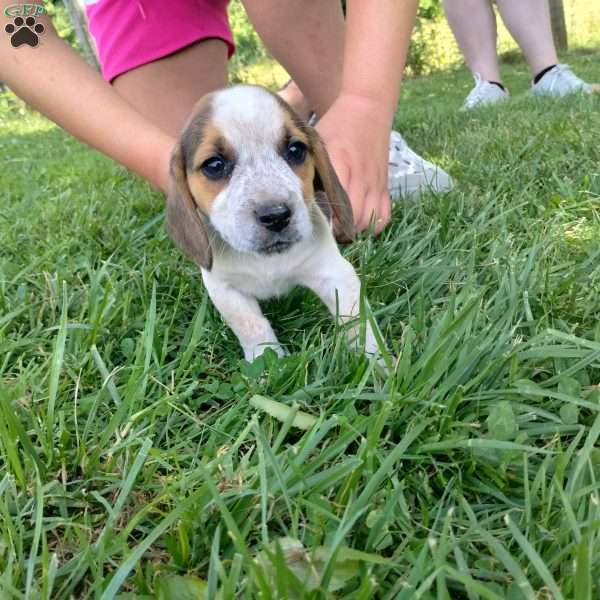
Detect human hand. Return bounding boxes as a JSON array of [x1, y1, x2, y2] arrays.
[[315, 93, 391, 235]]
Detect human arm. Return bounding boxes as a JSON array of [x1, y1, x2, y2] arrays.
[[0, 4, 174, 191], [241, 0, 417, 234], [315, 0, 418, 233]]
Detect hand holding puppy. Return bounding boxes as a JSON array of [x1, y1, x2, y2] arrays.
[[315, 94, 392, 236]]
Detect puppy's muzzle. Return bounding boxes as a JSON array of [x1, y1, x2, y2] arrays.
[[254, 203, 292, 233]]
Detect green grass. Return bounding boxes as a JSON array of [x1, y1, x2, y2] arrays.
[[1, 47, 600, 598]]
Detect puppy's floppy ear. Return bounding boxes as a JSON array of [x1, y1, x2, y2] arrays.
[[166, 143, 213, 270], [306, 126, 355, 243]]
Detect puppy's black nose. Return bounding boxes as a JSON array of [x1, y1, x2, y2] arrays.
[[255, 204, 292, 232]]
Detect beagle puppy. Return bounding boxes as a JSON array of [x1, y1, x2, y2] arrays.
[[166, 84, 379, 361]]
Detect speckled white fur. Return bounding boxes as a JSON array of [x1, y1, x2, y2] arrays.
[[208, 86, 312, 255]]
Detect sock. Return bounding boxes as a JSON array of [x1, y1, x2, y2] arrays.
[[489, 81, 506, 92], [533, 64, 557, 85]]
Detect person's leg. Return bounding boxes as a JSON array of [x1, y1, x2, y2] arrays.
[[443, 0, 501, 83], [241, 0, 345, 119], [495, 0, 558, 77], [112, 40, 228, 138], [85, 0, 232, 138], [496, 0, 596, 95]]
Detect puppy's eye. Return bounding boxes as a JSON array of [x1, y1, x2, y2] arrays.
[[200, 155, 229, 180], [284, 141, 307, 165]]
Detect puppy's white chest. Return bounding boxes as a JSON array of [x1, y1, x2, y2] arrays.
[[211, 239, 322, 300], [222, 265, 298, 299]]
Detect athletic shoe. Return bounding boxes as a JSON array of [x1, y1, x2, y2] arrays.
[[462, 72, 509, 109], [308, 112, 453, 199], [531, 64, 593, 97], [388, 131, 453, 199]]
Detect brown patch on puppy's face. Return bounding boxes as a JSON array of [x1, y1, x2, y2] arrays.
[[187, 122, 236, 216], [165, 94, 216, 270], [277, 107, 316, 205], [272, 92, 355, 241]]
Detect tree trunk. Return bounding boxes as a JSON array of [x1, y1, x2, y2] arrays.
[[62, 0, 99, 69], [548, 0, 568, 52]]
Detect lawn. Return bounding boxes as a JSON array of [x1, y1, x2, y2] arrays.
[[1, 46, 600, 599]]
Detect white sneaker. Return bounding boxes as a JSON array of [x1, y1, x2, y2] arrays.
[[462, 73, 509, 109], [388, 131, 453, 199], [531, 64, 592, 97]]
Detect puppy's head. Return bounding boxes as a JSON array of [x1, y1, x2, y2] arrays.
[[166, 84, 354, 270]]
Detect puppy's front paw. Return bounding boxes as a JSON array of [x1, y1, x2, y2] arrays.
[[346, 322, 380, 354], [364, 331, 380, 357], [347, 323, 391, 369], [244, 342, 287, 362]]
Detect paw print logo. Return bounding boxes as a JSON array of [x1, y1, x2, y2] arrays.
[[5, 16, 45, 48]]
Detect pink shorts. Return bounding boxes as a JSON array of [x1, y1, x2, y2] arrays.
[[85, 0, 235, 82]]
